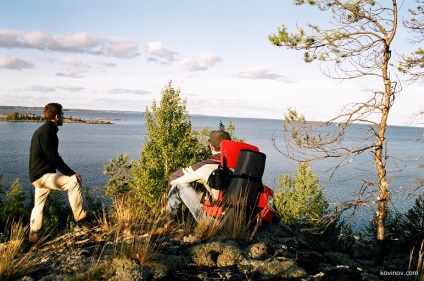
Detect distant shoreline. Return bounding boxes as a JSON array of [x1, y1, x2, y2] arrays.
[[0, 105, 134, 114], [0, 110, 114, 124], [0, 105, 286, 122]]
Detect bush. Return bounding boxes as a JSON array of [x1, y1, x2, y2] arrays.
[[0, 179, 31, 239], [104, 154, 133, 199], [274, 162, 328, 228], [131, 81, 203, 204], [197, 118, 245, 161], [367, 194, 424, 241], [403, 195, 424, 241]]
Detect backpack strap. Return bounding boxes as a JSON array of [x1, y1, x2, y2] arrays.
[[231, 173, 263, 184]]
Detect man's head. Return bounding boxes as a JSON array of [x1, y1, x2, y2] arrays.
[[209, 130, 231, 151], [44, 103, 64, 126]]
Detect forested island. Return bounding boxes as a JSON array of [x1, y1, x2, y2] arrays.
[[0, 111, 113, 124]]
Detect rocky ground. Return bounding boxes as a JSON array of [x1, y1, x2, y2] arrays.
[[7, 221, 406, 281]]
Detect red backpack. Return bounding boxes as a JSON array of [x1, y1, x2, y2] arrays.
[[202, 140, 278, 224]]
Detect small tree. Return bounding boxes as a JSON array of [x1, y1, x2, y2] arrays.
[[274, 162, 328, 228], [104, 154, 133, 199], [5, 112, 19, 121], [0, 179, 30, 230], [269, 0, 402, 265], [199, 118, 245, 159], [131, 81, 202, 204]]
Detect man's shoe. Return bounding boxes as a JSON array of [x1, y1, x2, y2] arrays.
[[29, 229, 42, 243]]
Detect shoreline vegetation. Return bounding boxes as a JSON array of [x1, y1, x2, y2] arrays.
[[0, 108, 115, 124]]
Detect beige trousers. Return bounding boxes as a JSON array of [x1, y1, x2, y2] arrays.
[[30, 173, 88, 232]]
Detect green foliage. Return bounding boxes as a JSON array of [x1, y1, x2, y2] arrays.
[[3, 112, 43, 121], [199, 118, 245, 159], [104, 86, 246, 205], [220, 118, 244, 142], [401, 0, 424, 80], [274, 162, 328, 228], [366, 195, 424, 243], [0, 179, 31, 240], [131, 81, 202, 204], [104, 154, 133, 199], [84, 187, 104, 217], [42, 187, 103, 236], [42, 191, 74, 235], [269, 1, 397, 78], [0, 175, 103, 239], [6, 112, 19, 120], [403, 195, 424, 239], [0, 179, 29, 224]]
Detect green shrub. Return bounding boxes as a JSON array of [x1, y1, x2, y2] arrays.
[[42, 190, 74, 235], [0, 181, 100, 238], [403, 195, 424, 240], [131, 81, 203, 204], [274, 162, 328, 228], [356, 194, 424, 261], [0, 179, 31, 237], [198, 118, 245, 160], [104, 154, 133, 199]]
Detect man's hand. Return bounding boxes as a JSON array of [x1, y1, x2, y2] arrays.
[[74, 174, 83, 185]]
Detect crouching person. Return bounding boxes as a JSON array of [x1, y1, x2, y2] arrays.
[[28, 103, 90, 243], [166, 130, 231, 222]]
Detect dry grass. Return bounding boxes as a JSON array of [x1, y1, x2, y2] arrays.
[[96, 204, 113, 234], [109, 193, 175, 266], [119, 216, 169, 266], [408, 239, 424, 281], [194, 213, 226, 239], [72, 243, 114, 281], [222, 185, 258, 241], [0, 220, 45, 280], [108, 194, 165, 234], [194, 185, 260, 241]]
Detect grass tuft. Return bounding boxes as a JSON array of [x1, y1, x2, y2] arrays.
[[0, 220, 45, 280], [408, 239, 424, 281], [108, 193, 174, 267], [194, 184, 260, 241], [222, 185, 257, 241]]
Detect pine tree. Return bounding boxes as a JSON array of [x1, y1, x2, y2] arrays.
[[131, 81, 201, 204], [274, 162, 328, 228]]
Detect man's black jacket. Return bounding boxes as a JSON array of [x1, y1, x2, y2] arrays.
[[29, 121, 75, 182]]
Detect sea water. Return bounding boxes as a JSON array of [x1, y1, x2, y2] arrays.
[[0, 108, 422, 226]]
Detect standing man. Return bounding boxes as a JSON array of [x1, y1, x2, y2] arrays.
[[29, 103, 89, 243], [167, 129, 231, 222]]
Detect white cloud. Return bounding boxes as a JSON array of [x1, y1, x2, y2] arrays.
[[62, 57, 84, 67], [0, 29, 20, 48], [145, 41, 177, 64], [55, 72, 86, 78], [109, 88, 151, 95], [55, 57, 91, 78], [234, 65, 294, 82], [55, 57, 116, 78], [22, 30, 54, 48], [59, 86, 85, 92], [0, 55, 34, 70], [24, 85, 56, 93], [56, 32, 102, 49], [93, 61, 116, 68], [18, 85, 85, 93], [0, 29, 140, 59], [179, 52, 222, 71], [103, 39, 140, 59]]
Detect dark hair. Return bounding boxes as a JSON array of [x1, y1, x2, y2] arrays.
[[209, 130, 231, 151], [43, 103, 63, 120]]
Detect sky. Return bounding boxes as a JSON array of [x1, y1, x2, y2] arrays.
[[0, 0, 422, 126]]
